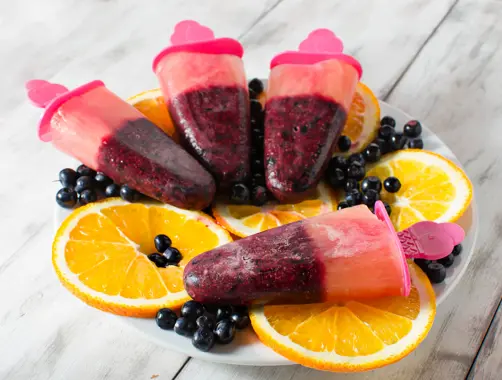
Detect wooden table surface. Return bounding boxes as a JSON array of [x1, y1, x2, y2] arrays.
[[1, 0, 501, 379]]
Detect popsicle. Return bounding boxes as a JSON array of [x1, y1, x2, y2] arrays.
[[27, 79, 215, 210], [264, 29, 362, 202], [153, 20, 251, 189], [184, 201, 464, 305]]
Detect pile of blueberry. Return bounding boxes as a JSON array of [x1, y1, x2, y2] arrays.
[[230, 78, 269, 206], [326, 116, 424, 214], [55, 164, 142, 209], [155, 301, 250, 352], [374, 116, 424, 153], [147, 234, 183, 268], [415, 244, 462, 284]]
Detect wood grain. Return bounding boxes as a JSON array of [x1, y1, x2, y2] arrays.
[[240, 0, 457, 98], [467, 300, 502, 380]]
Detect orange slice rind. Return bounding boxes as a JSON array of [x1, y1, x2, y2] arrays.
[[52, 198, 232, 317], [366, 150, 473, 231], [127, 89, 178, 141], [249, 262, 436, 372], [212, 182, 337, 238]]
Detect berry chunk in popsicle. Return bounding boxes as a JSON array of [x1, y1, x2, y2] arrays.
[[28, 79, 215, 210], [265, 29, 362, 202], [184, 201, 464, 305], [153, 20, 251, 189]]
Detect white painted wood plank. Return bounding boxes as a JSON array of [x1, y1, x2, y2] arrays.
[[383, 0, 502, 377], [467, 300, 502, 380], [240, 0, 457, 98]]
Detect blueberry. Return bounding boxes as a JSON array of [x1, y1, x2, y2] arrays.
[[381, 116, 396, 128], [74, 176, 94, 193], [94, 172, 112, 189], [174, 317, 197, 337], [383, 201, 392, 216], [337, 135, 351, 152], [230, 183, 250, 204], [426, 262, 446, 284], [196, 315, 216, 330], [147, 253, 168, 268], [250, 99, 263, 116], [252, 129, 264, 146], [404, 120, 422, 138], [56, 188, 78, 208], [79, 189, 97, 205], [414, 259, 431, 272], [347, 162, 366, 181], [378, 125, 396, 141], [155, 308, 177, 330], [59, 168, 79, 187], [248, 78, 264, 97], [330, 156, 349, 170], [383, 177, 401, 193], [163, 247, 182, 265], [251, 114, 264, 129], [231, 311, 250, 330], [327, 167, 346, 188], [361, 176, 382, 193], [363, 143, 381, 163], [203, 304, 219, 316], [348, 153, 366, 166], [181, 300, 205, 320], [105, 183, 120, 197], [76, 164, 96, 177], [374, 138, 392, 155], [251, 158, 264, 173], [216, 306, 233, 322], [120, 185, 141, 202], [344, 178, 359, 192], [390, 133, 407, 151], [452, 244, 463, 256], [154, 234, 172, 253], [408, 138, 424, 149], [438, 254, 455, 268], [192, 327, 216, 352], [252, 186, 268, 206], [252, 173, 266, 187], [362, 189, 380, 207], [345, 189, 362, 206], [337, 201, 350, 210], [214, 319, 236, 344]]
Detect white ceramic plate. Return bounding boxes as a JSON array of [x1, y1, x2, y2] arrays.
[[54, 101, 478, 366]]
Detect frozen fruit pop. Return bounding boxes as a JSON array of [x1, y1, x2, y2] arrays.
[[27, 79, 215, 210], [184, 201, 464, 305], [264, 29, 362, 202], [153, 20, 251, 189]]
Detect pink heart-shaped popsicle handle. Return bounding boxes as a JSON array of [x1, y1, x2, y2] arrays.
[[298, 29, 344, 54], [26, 80, 68, 108], [170, 20, 215, 45], [398, 221, 465, 260]]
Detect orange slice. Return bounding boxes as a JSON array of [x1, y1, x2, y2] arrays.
[[52, 198, 232, 317], [366, 150, 473, 231], [127, 89, 178, 142], [212, 182, 336, 237], [249, 262, 436, 372], [339, 82, 380, 154]]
